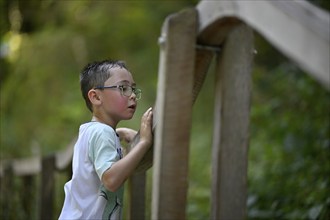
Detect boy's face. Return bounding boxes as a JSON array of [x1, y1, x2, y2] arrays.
[[96, 67, 138, 124]]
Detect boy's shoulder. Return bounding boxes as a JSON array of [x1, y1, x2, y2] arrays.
[[81, 122, 116, 137]]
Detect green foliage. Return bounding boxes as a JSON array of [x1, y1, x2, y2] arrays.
[[248, 34, 330, 219], [0, 0, 197, 158], [188, 64, 215, 219]]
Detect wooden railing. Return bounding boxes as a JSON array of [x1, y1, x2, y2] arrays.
[[0, 138, 75, 219], [1, 0, 329, 219], [0, 137, 148, 220], [136, 0, 329, 219]]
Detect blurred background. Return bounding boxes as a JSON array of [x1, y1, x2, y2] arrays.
[[0, 0, 329, 219]]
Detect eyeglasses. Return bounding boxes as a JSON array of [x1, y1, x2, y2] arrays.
[[94, 85, 142, 100]]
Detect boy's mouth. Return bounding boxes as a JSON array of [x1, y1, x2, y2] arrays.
[[128, 104, 136, 110]]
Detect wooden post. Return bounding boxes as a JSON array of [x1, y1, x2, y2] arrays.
[[127, 172, 146, 220], [22, 175, 35, 219], [40, 155, 55, 220], [193, 49, 214, 104], [211, 24, 254, 220], [1, 164, 14, 219], [152, 8, 197, 220]]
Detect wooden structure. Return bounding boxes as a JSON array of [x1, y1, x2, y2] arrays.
[[0, 138, 75, 219], [135, 0, 329, 219], [0, 0, 329, 219]]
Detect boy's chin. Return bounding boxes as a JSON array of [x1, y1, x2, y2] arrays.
[[123, 115, 134, 120]]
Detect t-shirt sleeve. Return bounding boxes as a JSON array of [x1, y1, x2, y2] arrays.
[[88, 125, 119, 180]]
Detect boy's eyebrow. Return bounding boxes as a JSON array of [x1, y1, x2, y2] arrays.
[[117, 80, 136, 86]]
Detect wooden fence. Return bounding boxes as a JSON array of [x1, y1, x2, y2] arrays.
[[0, 137, 75, 219], [1, 0, 329, 219]]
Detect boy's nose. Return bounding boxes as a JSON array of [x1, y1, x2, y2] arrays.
[[130, 92, 137, 100]]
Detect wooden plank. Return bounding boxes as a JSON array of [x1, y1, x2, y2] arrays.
[[55, 137, 76, 171], [131, 130, 154, 174], [197, 0, 330, 89], [193, 49, 214, 104], [127, 172, 146, 220], [12, 156, 40, 176], [151, 8, 197, 220], [40, 155, 55, 220], [0, 164, 14, 219], [22, 175, 35, 219], [132, 49, 214, 174], [0, 137, 76, 177], [211, 24, 254, 220]]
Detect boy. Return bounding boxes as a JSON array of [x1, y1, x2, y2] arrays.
[[59, 60, 153, 220]]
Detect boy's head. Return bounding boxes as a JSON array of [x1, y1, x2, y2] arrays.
[[80, 60, 128, 112]]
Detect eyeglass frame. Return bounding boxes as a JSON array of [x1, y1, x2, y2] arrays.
[[94, 85, 142, 100]]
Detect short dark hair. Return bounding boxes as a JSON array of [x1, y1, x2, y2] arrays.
[[80, 60, 128, 112]]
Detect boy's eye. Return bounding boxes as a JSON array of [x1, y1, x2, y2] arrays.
[[121, 85, 130, 92]]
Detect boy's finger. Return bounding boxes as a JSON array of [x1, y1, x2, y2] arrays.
[[142, 107, 153, 119]]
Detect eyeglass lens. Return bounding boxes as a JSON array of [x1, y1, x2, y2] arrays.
[[120, 85, 141, 100]]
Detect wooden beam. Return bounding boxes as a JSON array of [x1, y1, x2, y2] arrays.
[[211, 24, 254, 220], [197, 0, 330, 89], [132, 49, 215, 174], [127, 172, 146, 220], [22, 175, 35, 219], [55, 137, 76, 171], [0, 137, 76, 177], [193, 49, 214, 104], [0, 164, 14, 219], [40, 155, 55, 220], [151, 8, 197, 220]]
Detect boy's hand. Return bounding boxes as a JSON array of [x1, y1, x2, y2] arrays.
[[116, 128, 137, 144], [139, 107, 153, 148]]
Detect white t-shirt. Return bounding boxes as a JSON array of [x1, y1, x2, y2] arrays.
[[59, 122, 124, 220]]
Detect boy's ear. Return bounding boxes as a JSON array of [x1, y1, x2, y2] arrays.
[[88, 89, 101, 105]]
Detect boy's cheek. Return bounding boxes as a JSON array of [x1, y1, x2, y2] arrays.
[[116, 99, 130, 110]]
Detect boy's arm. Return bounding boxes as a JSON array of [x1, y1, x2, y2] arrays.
[[102, 108, 153, 192]]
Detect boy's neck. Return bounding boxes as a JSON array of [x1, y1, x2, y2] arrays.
[[91, 115, 117, 129]]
